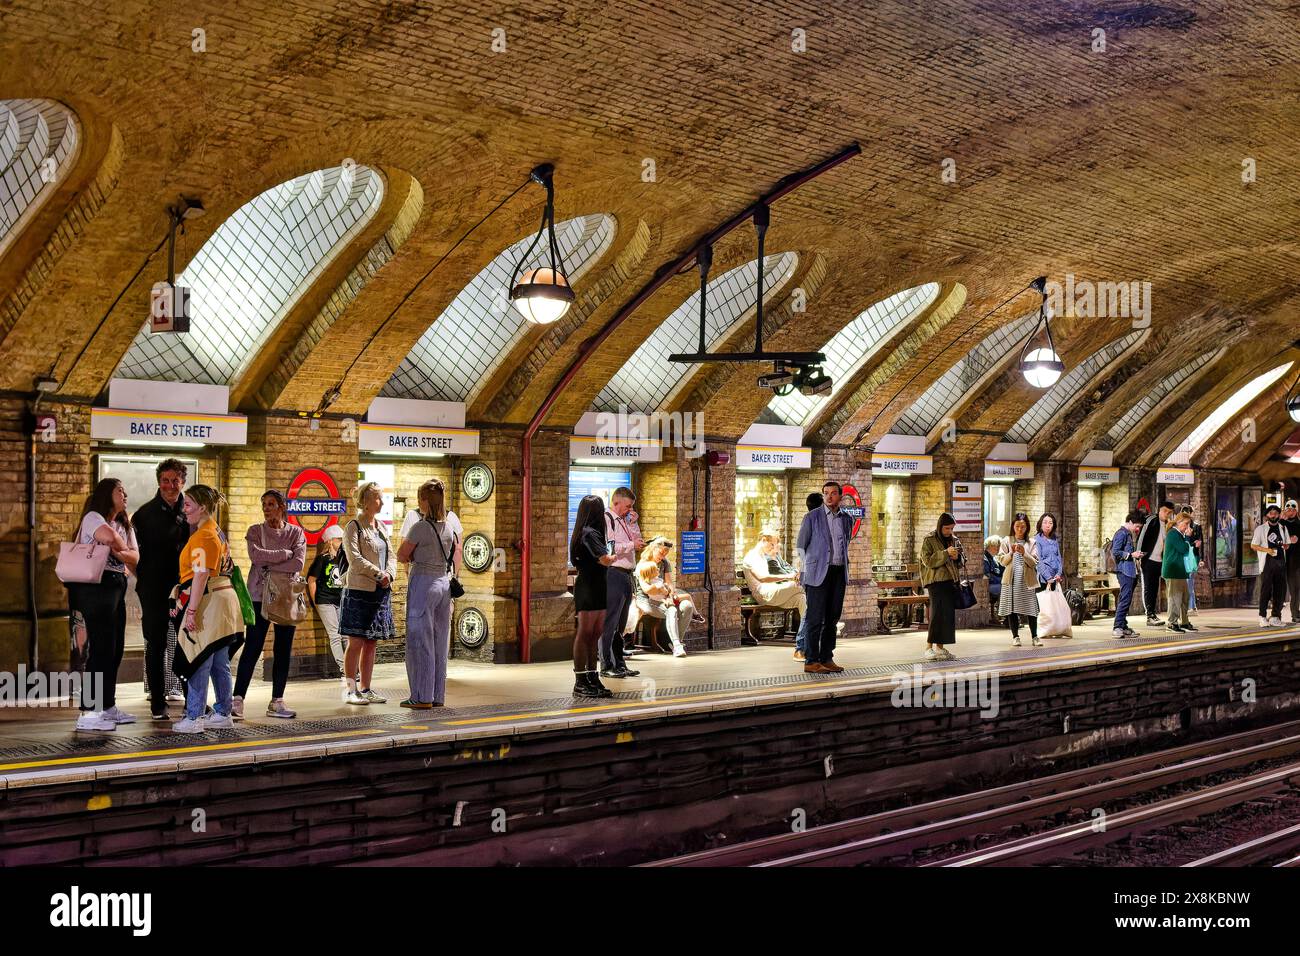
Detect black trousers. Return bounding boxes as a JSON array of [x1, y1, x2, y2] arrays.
[[1140, 558, 1163, 618], [804, 564, 846, 664], [599, 570, 632, 670], [234, 601, 296, 700], [139, 589, 182, 709], [1288, 563, 1300, 622], [72, 572, 127, 711], [1260, 563, 1288, 619]]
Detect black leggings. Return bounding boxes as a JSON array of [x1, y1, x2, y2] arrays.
[[73, 572, 127, 711], [234, 601, 296, 699], [574, 610, 604, 671], [1007, 612, 1037, 638]]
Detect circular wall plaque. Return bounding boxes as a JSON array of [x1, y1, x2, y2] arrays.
[[462, 462, 495, 503], [457, 606, 489, 649], [462, 532, 494, 573]]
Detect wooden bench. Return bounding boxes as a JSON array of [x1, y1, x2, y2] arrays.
[[875, 562, 928, 634], [737, 569, 800, 645], [1081, 572, 1120, 616]]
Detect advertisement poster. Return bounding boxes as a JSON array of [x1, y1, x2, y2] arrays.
[[1214, 485, 1239, 581], [567, 466, 632, 543], [1240, 487, 1263, 577]]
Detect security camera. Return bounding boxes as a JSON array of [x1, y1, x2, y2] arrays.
[[795, 364, 832, 396], [757, 362, 795, 389]]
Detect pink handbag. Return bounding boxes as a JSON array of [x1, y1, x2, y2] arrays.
[[56, 541, 110, 584]]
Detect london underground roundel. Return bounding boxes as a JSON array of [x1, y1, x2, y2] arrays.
[[841, 483, 865, 539], [285, 467, 350, 546]]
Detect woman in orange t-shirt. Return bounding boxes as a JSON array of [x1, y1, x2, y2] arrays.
[[171, 485, 244, 734]]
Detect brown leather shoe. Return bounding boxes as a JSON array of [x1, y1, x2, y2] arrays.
[[793, 649, 805, 662], [821, 660, 845, 673], [804, 662, 828, 674]]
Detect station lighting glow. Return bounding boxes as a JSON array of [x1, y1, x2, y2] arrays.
[[112, 439, 206, 449], [509, 164, 575, 325], [1017, 278, 1065, 388], [1181, 362, 1294, 456]]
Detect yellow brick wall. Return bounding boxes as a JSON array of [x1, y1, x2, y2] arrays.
[[735, 473, 785, 564]]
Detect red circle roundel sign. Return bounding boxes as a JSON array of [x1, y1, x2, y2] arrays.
[[285, 467, 348, 546], [841, 483, 864, 539]]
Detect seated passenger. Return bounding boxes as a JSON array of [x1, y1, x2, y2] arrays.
[[633, 537, 692, 656], [743, 529, 807, 619], [983, 536, 1003, 620]]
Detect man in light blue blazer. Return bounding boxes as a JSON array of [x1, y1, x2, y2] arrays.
[[796, 480, 854, 673]]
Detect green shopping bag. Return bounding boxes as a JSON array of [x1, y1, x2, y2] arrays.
[[229, 564, 257, 627]]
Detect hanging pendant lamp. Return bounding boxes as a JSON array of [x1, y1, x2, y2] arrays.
[[508, 164, 576, 325], [1018, 276, 1065, 388]]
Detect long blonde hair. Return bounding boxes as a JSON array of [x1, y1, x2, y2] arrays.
[[417, 478, 447, 521], [640, 538, 673, 576]]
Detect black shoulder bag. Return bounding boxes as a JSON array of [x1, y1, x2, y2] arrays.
[[429, 517, 465, 598]]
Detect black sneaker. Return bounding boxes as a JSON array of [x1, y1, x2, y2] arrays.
[[617, 665, 640, 677], [1147, 617, 1164, 626], [599, 667, 625, 679], [1166, 624, 1185, 633], [1181, 623, 1198, 631]]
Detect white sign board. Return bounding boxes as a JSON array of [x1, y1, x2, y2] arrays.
[[871, 453, 933, 476], [1078, 465, 1119, 485], [91, 407, 247, 445], [569, 436, 663, 463], [985, 460, 1034, 480], [358, 423, 480, 455], [1157, 466, 1194, 485], [736, 445, 811, 469]]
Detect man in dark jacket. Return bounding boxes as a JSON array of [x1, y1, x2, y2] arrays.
[[1135, 500, 1173, 626], [131, 458, 190, 719], [1283, 499, 1300, 624]]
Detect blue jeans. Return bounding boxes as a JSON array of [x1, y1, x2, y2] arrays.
[[795, 606, 807, 653], [186, 645, 232, 720], [1114, 573, 1137, 632]]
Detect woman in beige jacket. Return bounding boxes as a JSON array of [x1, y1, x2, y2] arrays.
[[339, 481, 398, 705], [997, 512, 1041, 646]]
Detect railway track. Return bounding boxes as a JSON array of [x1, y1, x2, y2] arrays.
[[646, 718, 1300, 867]]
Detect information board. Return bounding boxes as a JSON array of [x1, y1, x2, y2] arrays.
[[679, 531, 706, 574]]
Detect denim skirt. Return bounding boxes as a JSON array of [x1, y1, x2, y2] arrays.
[[339, 587, 396, 640]]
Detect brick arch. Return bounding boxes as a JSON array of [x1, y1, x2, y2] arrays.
[[1123, 350, 1296, 468], [815, 280, 967, 446], [0, 99, 121, 379], [1192, 361, 1300, 471]]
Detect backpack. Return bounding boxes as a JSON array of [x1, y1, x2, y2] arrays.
[[1065, 587, 1086, 626], [1103, 536, 1117, 574]]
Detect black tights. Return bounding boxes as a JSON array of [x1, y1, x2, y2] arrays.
[[574, 610, 604, 671], [1008, 613, 1037, 638]]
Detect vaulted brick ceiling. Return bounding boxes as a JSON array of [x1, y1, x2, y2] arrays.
[[1, 0, 1298, 467]]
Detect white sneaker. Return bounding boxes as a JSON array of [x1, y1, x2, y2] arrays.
[[205, 713, 234, 729], [1112, 629, 1126, 639], [1270, 617, 1284, 627], [937, 648, 955, 660], [361, 688, 387, 704], [266, 699, 297, 718], [1032, 637, 1043, 647], [102, 705, 136, 725], [1260, 616, 1271, 627], [75, 712, 116, 733], [172, 717, 206, 734], [672, 644, 687, 658], [1011, 635, 1022, 647], [836, 622, 845, 636], [346, 690, 369, 705], [165, 690, 185, 703], [231, 695, 244, 720], [924, 647, 939, 660]]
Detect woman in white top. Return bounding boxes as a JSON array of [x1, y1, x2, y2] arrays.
[[397, 478, 460, 708], [70, 478, 140, 733]]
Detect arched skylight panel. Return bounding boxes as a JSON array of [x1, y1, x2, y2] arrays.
[[890, 310, 1040, 437], [765, 282, 939, 428], [1098, 348, 1223, 451], [115, 165, 383, 384], [0, 99, 79, 253], [1174, 361, 1294, 459], [592, 253, 798, 413], [383, 214, 615, 403], [1004, 329, 1147, 444]]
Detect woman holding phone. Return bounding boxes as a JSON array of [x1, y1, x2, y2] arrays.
[[997, 512, 1041, 646], [571, 494, 616, 698]]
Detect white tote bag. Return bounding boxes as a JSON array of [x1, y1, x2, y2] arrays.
[[55, 541, 110, 584], [1037, 581, 1073, 638]]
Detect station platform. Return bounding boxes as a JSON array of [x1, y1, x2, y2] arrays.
[[2, 608, 1297, 865]]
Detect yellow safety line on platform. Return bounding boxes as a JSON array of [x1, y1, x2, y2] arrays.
[[0, 728, 389, 774], [441, 626, 1291, 727], [0, 626, 1290, 775]]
